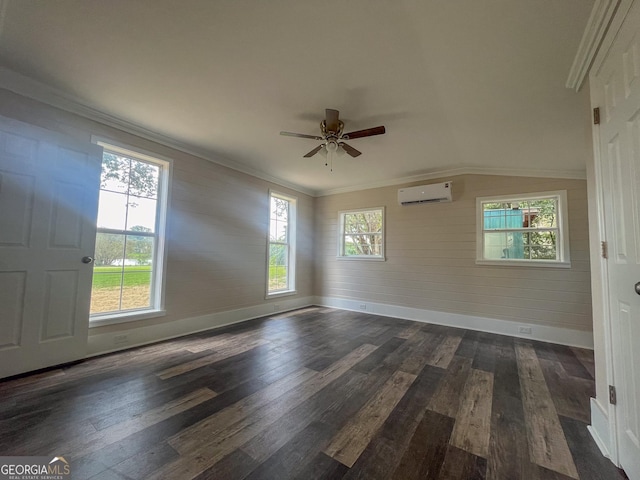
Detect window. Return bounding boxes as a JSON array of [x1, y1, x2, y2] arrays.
[[338, 207, 385, 260], [90, 140, 170, 325], [267, 191, 296, 296], [476, 190, 570, 267]]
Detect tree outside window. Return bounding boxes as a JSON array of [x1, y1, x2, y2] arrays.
[[339, 208, 385, 259]]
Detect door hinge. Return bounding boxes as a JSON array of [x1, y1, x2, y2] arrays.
[[594, 107, 600, 125], [601, 240, 608, 259], [609, 385, 617, 405]]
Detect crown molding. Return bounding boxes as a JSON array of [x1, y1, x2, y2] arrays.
[[315, 166, 587, 197], [566, 0, 620, 92], [0, 67, 316, 197]]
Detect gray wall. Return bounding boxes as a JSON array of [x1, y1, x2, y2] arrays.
[[315, 174, 592, 332], [0, 89, 315, 338]]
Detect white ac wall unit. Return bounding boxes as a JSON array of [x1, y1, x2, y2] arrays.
[[398, 181, 452, 205]]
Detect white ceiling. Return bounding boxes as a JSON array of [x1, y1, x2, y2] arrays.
[[0, 0, 594, 195]]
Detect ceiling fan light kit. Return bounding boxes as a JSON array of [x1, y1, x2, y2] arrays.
[[280, 108, 385, 172]]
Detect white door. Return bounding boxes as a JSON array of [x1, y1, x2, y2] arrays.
[[592, 1, 640, 477], [0, 115, 102, 379]]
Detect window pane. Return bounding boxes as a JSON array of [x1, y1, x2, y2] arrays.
[[269, 197, 289, 242], [344, 235, 359, 255], [120, 268, 152, 310], [97, 190, 127, 230], [524, 230, 557, 260], [483, 206, 525, 229], [100, 153, 130, 194], [344, 233, 382, 256], [90, 267, 123, 314], [120, 235, 153, 310], [126, 234, 154, 266], [270, 218, 288, 242], [527, 230, 557, 246], [91, 233, 126, 314], [528, 245, 557, 260], [344, 211, 382, 234], [94, 232, 125, 267], [269, 243, 288, 267], [529, 199, 557, 228], [484, 231, 527, 259], [484, 232, 508, 259], [343, 214, 363, 234], [485, 230, 558, 260], [128, 159, 159, 199], [271, 196, 288, 222], [269, 243, 288, 291], [126, 196, 157, 232]]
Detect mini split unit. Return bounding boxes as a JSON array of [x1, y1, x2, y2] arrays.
[[398, 181, 453, 205]]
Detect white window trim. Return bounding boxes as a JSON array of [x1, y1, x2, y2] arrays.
[[338, 207, 386, 261], [89, 136, 172, 327], [475, 190, 571, 268], [266, 190, 297, 298]]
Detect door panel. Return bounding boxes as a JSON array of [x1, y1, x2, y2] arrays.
[[41, 270, 79, 340], [0, 271, 26, 348], [49, 180, 86, 249], [0, 116, 101, 379], [0, 171, 35, 246]]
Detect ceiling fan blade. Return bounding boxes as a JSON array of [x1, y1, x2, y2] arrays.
[[342, 125, 386, 140], [339, 142, 362, 158], [280, 131, 324, 140], [325, 109, 340, 133], [303, 145, 324, 158]]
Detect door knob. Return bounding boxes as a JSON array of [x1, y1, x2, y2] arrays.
[[635, 282, 640, 295], [81, 256, 93, 264]]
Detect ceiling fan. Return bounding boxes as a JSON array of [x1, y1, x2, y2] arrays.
[[280, 109, 385, 169]]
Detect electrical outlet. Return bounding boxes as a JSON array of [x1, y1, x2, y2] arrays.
[[518, 326, 532, 335], [113, 334, 128, 346], [359, 304, 367, 310]]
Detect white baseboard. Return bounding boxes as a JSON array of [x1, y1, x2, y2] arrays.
[[87, 296, 314, 357], [314, 296, 594, 349], [88, 294, 594, 357], [588, 397, 613, 459]]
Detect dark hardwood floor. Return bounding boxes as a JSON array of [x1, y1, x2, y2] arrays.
[[0, 307, 627, 479]]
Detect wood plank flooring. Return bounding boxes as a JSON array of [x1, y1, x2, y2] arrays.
[[0, 307, 628, 480]]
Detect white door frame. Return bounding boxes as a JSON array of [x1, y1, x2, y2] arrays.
[[586, 0, 638, 468], [587, 101, 619, 463]]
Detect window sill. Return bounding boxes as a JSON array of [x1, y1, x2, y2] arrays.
[[89, 309, 166, 328], [337, 256, 386, 262], [475, 260, 571, 269], [266, 290, 297, 299]]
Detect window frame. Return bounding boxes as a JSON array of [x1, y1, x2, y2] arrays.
[[89, 137, 171, 327], [475, 190, 571, 268], [337, 207, 386, 261], [266, 190, 297, 298]]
